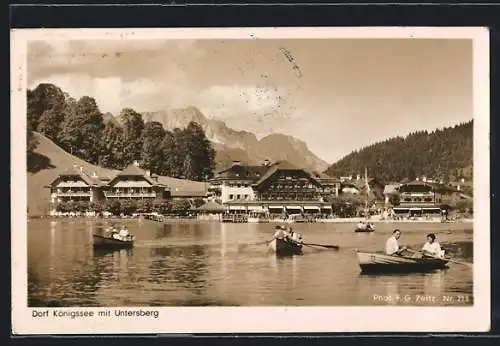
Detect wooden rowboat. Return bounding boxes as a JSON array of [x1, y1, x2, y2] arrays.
[[93, 234, 134, 250], [356, 251, 448, 274], [354, 223, 375, 233], [269, 238, 303, 256]]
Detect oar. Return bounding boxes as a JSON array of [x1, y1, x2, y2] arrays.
[[444, 258, 473, 268], [406, 248, 473, 268], [302, 242, 339, 250], [238, 239, 273, 250]]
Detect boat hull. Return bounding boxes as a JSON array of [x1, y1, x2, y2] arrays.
[[93, 234, 134, 249], [356, 251, 448, 274], [355, 225, 375, 232], [269, 238, 303, 256]]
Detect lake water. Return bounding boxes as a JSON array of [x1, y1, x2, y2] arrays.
[[27, 219, 474, 307]]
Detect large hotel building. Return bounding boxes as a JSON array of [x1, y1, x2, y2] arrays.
[[208, 160, 340, 216]]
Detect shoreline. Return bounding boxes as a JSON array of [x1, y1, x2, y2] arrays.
[[29, 215, 473, 224]]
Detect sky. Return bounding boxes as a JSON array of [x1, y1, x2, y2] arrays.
[[27, 38, 473, 164]]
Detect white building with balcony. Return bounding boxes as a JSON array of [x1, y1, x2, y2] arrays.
[[103, 162, 168, 201], [47, 165, 104, 205]]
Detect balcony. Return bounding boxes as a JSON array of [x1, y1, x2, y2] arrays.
[[53, 191, 91, 197], [104, 192, 157, 198]]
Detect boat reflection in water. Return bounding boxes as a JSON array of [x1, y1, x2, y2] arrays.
[[28, 219, 473, 307]]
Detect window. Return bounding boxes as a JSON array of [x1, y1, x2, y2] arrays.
[[244, 194, 249, 199], [236, 194, 241, 200], [229, 194, 234, 200]]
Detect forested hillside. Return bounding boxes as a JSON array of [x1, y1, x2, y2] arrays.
[[27, 83, 216, 181], [325, 121, 473, 182]]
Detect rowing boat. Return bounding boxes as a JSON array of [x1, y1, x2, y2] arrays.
[[354, 223, 375, 233], [269, 238, 303, 256], [93, 234, 135, 249], [356, 251, 448, 274]]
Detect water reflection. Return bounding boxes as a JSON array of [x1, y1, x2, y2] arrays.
[[28, 219, 474, 307]]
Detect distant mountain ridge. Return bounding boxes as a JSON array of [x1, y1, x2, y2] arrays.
[[142, 107, 329, 172], [325, 120, 473, 183]]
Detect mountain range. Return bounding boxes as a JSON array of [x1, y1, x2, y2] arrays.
[[141, 107, 329, 173]]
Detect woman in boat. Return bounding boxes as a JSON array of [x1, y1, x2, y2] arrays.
[[385, 229, 407, 256], [421, 233, 444, 258], [119, 226, 130, 241]]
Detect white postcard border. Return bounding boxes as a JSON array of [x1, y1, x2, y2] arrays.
[[11, 27, 490, 334]]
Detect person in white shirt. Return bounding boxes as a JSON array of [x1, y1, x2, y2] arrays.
[[385, 229, 407, 256], [274, 225, 287, 240], [421, 233, 444, 258], [119, 227, 130, 241]]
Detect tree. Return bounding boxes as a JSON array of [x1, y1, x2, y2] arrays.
[[59, 96, 104, 164], [171, 199, 191, 215], [141, 121, 166, 174], [389, 194, 400, 206], [120, 108, 144, 166], [99, 120, 125, 169], [181, 121, 216, 181], [160, 129, 185, 178], [120, 200, 137, 216], [27, 83, 66, 132], [105, 200, 121, 215], [27, 121, 38, 156], [38, 108, 64, 141]]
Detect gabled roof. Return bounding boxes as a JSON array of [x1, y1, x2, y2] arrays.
[[51, 166, 102, 186], [113, 163, 158, 186], [253, 160, 307, 186], [383, 184, 399, 195], [195, 200, 226, 212]]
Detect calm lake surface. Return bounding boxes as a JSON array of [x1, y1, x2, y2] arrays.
[[28, 219, 473, 307]]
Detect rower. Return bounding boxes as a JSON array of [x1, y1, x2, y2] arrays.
[[385, 229, 407, 256], [274, 225, 287, 240], [421, 233, 444, 258]]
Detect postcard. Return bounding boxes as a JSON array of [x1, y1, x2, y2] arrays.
[[11, 27, 490, 334]]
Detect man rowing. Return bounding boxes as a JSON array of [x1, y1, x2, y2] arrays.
[[274, 225, 289, 240], [385, 229, 408, 256]]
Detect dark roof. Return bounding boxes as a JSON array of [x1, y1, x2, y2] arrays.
[[253, 161, 306, 186], [214, 163, 269, 181]]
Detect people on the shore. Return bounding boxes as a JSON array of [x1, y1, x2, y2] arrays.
[[385, 229, 407, 256], [421, 233, 444, 258]]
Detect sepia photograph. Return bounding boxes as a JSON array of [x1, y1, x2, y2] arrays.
[[11, 27, 490, 334]]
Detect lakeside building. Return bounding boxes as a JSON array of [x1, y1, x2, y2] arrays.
[[208, 160, 336, 215], [47, 165, 105, 205], [385, 179, 463, 216], [46, 161, 208, 213], [103, 162, 169, 201]]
